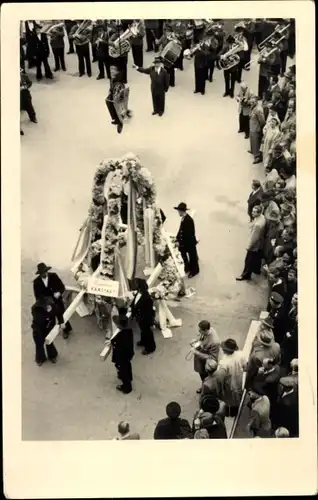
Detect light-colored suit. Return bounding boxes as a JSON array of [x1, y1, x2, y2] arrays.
[[247, 214, 266, 252]]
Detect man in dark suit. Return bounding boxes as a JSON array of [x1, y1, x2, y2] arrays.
[[272, 376, 299, 437], [247, 180, 263, 221], [111, 309, 135, 394], [33, 262, 72, 339], [133, 56, 169, 116], [31, 23, 53, 81], [175, 202, 199, 278], [154, 402, 192, 439], [193, 47, 207, 95]]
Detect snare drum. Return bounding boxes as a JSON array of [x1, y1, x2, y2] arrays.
[[160, 40, 182, 68]]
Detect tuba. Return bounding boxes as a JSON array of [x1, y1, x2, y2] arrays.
[[218, 34, 248, 70], [72, 20, 93, 45], [46, 21, 65, 36], [109, 20, 142, 58]]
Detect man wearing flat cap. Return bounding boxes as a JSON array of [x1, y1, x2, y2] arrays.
[[272, 376, 299, 437], [175, 202, 199, 278], [33, 263, 71, 338], [133, 56, 169, 116], [267, 292, 287, 345], [111, 307, 135, 394]]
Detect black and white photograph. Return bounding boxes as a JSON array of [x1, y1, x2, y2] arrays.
[[2, 1, 316, 498]]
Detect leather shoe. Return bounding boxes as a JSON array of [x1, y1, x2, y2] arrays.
[[116, 385, 132, 394], [152, 111, 158, 115], [117, 123, 123, 134], [158, 112, 163, 116], [245, 134, 249, 139], [137, 341, 144, 347], [196, 388, 202, 394], [96, 74, 105, 80], [223, 92, 229, 97], [253, 158, 262, 164], [236, 275, 250, 281], [142, 349, 156, 355], [247, 150, 253, 154]]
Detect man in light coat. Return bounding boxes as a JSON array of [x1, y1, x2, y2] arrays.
[[236, 205, 266, 281], [247, 389, 272, 438], [248, 95, 265, 164]]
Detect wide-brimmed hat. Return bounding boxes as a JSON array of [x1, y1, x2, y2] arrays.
[[36, 262, 52, 275], [266, 208, 280, 222], [154, 56, 163, 63], [221, 338, 239, 354], [174, 202, 189, 211], [261, 317, 274, 330], [259, 330, 274, 346]]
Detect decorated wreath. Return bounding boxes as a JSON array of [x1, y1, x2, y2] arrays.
[[71, 153, 185, 318]]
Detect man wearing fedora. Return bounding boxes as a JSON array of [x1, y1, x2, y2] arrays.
[[262, 207, 284, 265], [31, 296, 62, 366], [175, 202, 199, 278], [236, 205, 265, 281], [192, 320, 221, 393], [245, 328, 281, 389], [251, 357, 281, 423], [111, 308, 135, 394], [219, 338, 247, 414], [133, 56, 169, 116], [33, 263, 71, 339]]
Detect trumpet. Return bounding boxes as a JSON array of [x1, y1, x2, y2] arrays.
[[184, 35, 216, 59], [109, 20, 142, 58], [258, 22, 290, 50]]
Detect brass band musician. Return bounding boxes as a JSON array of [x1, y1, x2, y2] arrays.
[[92, 20, 111, 80], [233, 22, 249, 83], [130, 20, 145, 68], [108, 20, 129, 84], [47, 22, 66, 72], [69, 20, 93, 77], [218, 34, 239, 98]]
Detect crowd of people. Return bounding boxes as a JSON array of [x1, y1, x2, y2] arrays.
[[25, 18, 298, 438]]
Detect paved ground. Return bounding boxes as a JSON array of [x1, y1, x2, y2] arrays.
[[21, 44, 270, 440]]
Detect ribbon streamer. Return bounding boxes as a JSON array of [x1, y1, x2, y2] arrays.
[[126, 180, 138, 280], [71, 217, 92, 274]]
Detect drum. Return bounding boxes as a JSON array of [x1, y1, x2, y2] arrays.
[[161, 40, 182, 68], [114, 85, 130, 120]]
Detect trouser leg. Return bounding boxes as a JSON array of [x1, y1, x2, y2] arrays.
[[53, 48, 60, 70]]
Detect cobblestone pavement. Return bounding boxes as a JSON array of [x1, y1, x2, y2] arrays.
[[21, 45, 271, 440]]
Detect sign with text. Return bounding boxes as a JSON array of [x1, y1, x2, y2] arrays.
[[87, 278, 119, 298]]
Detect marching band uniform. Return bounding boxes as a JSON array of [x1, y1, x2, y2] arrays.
[[64, 20, 76, 54], [70, 22, 92, 77], [193, 48, 208, 95], [94, 21, 111, 80], [49, 25, 66, 72], [156, 29, 177, 88], [24, 21, 37, 69], [31, 23, 53, 81], [108, 23, 128, 84], [130, 20, 145, 68], [233, 24, 249, 83], [20, 70, 37, 123], [136, 57, 169, 116], [145, 19, 160, 52], [219, 36, 238, 98], [20, 36, 26, 73]]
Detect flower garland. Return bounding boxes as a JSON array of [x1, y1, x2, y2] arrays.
[[78, 153, 183, 305]]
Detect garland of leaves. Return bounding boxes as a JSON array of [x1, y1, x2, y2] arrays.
[[81, 153, 183, 302]]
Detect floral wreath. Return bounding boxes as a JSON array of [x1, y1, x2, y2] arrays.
[[75, 153, 184, 304]]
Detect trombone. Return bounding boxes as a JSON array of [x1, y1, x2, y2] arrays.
[[244, 33, 285, 70], [258, 22, 290, 50]]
